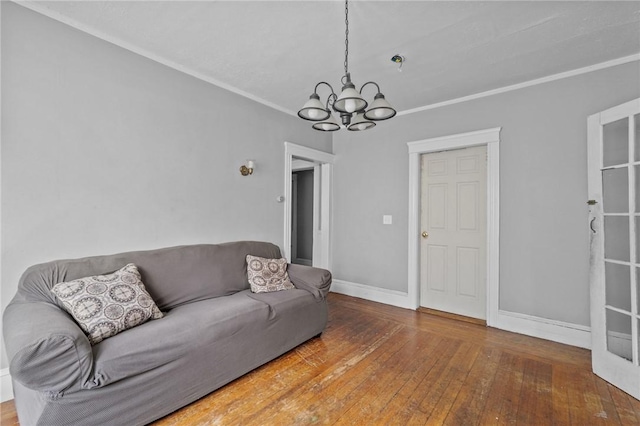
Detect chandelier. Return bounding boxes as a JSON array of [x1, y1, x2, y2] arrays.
[[297, 0, 396, 132]]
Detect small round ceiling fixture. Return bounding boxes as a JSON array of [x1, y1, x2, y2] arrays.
[[391, 54, 405, 72]]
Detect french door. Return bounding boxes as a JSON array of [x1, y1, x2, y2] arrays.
[[587, 98, 640, 400]]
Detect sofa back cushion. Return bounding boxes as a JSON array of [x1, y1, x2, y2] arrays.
[[15, 242, 282, 311]]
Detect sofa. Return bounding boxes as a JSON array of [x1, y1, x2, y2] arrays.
[[3, 241, 332, 426]]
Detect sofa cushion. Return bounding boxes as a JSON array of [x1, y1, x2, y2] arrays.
[[86, 290, 270, 389], [247, 288, 319, 320], [51, 263, 163, 345], [246, 255, 294, 293]]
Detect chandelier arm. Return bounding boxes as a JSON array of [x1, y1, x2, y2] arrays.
[[359, 81, 381, 95], [314, 81, 336, 97], [326, 93, 338, 109]]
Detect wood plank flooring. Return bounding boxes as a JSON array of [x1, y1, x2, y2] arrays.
[[2, 293, 639, 425]]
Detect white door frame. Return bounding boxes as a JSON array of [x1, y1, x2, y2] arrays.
[[284, 142, 335, 270], [407, 127, 501, 326]]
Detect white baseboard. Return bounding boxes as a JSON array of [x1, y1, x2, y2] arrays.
[[331, 279, 592, 349], [606, 330, 632, 358], [331, 279, 415, 310], [1, 368, 13, 402], [494, 310, 591, 349]]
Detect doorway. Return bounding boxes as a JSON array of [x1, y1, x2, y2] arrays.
[[419, 145, 488, 320], [283, 142, 335, 270], [407, 128, 501, 325], [291, 165, 315, 266]]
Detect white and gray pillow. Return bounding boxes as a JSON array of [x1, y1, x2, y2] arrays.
[[51, 263, 163, 345], [246, 255, 295, 293]]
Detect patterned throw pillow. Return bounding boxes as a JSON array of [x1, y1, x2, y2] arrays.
[[51, 263, 163, 345], [246, 255, 295, 293]]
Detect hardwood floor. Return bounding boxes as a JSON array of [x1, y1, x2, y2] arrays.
[[2, 293, 639, 425]]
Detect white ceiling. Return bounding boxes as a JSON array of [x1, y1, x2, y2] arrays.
[[23, 1, 640, 115]]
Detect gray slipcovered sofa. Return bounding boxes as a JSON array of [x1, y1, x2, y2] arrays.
[[3, 241, 331, 426]]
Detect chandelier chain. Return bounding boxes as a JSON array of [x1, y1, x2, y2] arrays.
[[344, 0, 349, 76]]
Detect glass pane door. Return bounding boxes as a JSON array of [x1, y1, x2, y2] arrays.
[[588, 99, 640, 400], [602, 115, 635, 364]]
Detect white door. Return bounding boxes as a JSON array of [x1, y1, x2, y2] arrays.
[[587, 98, 640, 400], [420, 145, 487, 319]]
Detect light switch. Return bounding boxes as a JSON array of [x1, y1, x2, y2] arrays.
[[383, 215, 393, 225]]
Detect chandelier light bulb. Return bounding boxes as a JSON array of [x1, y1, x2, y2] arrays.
[[312, 111, 340, 131], [347, 112, 375, 131], [363, 92, 397, 121], [344, 99, 358, 113], [298, 93, 330, 121]]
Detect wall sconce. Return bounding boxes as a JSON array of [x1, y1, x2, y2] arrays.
[[240, 160, 255, 176]]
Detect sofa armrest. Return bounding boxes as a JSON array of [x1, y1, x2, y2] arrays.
[[3, 301, 94, 396], [287, 264, 332, 300]]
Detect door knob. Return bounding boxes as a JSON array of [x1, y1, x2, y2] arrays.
[[422, 231, 429, 238]]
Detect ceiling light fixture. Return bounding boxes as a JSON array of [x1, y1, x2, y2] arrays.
[[391, 54, 405, 72], [298, 0, 396, 132]]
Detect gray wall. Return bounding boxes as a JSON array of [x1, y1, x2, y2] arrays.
[[0, 3, 331, 369], [332, 61, 640, 327]]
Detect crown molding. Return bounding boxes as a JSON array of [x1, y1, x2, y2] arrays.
[[398, 53, 640, 117], [13, 0, 297, 117], [13, 1, 640, 119]]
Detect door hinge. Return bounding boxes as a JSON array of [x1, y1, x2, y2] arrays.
[[587, 200, 598, 205]]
